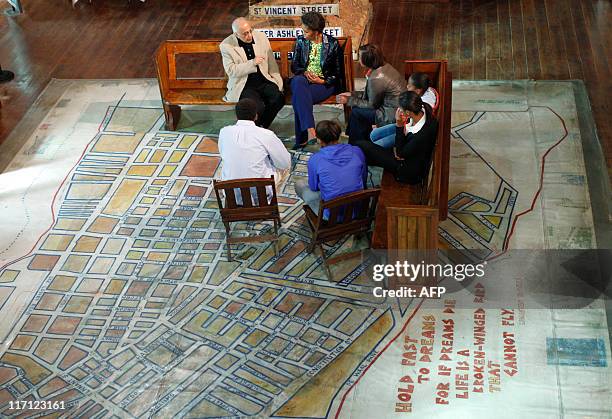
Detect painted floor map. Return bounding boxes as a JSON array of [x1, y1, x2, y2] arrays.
[[0, 79, 609, 418]]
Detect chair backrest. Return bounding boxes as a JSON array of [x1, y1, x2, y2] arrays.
[[313, 188, 381, 241], [155, 37, 354, 93], [213, 177, 280, 223]]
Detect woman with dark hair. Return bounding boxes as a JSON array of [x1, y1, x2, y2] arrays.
[[290, 11, 342, 149], [336, 44, 406, 144], [369, 72, 439, 148], [356, 91, 438, 185]]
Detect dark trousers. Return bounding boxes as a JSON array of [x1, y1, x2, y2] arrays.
[[290, 75, 335, 144], [347, 107, 376, 145], [240, 80, 285, 128], [355, 140, 400, 176]]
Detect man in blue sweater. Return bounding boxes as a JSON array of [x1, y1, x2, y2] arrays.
[[295, 120, 367, 215]]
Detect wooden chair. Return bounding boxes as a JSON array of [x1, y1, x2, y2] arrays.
[[303, 188, 381, 279], [213, 176, 281, 261]]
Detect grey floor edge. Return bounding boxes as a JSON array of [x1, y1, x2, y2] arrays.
[[570, 80, 612, 344]]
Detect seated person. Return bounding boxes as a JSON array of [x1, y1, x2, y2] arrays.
[[369, 72, 439, 148], [218, 98, 291, 203], [220, 17, 284, 129], [356, 91, 438, 185], [336, 44, 406, 144], [295, 120, 367, 215], [290, 11, 342, 149]]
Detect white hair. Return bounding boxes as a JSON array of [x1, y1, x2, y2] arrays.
[[232, 17, 248, 33]]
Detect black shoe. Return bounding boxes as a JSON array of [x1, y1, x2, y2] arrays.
[[0, 70, 14, 83], [291, 142, 306, 151]]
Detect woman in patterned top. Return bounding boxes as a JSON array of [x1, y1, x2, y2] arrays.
[[290, 11, 342, 149]]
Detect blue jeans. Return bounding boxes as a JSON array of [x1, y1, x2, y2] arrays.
[[291, 75, 335, 144], [370, 123, 397, 149], [295, 179, 320, 215]]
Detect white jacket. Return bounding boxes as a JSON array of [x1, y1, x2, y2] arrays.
[[220, 31, 284, 102]]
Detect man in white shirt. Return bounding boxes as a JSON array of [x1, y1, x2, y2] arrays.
[[218, 98, 291, 203]]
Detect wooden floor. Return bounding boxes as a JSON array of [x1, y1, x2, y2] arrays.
[[0, 0, 610, 180]]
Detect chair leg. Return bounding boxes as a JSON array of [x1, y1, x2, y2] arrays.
[[318, 243, 333, 280], [163, 103, 181, 131], [307, 240, 316, 253], [224, 222, 232, 261], [273, 219, 280, 257]]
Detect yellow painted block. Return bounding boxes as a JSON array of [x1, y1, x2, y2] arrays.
[[177, 134, 198, 149], [140, 197, 155, 204], [92, 133, 144, 154], [149, 150, 167, 163], [102, 179, 146, 216], [55, 218, 87, 231], [159, 165, 177, 177], [0, 270, 19, 283], [126, 251, 144, 260], [168, 180, 186, 197], [105, 279, 127, 295], [154, 208, 171, 217], [61, 255, 90, 273], [134, 149, 151, 163], [242, 307, 263, 322], [67, 183, 111, 200], [208, 296, 226, 309], [152, 179, 167, 186], [41, 234, 74, 251], [146, 252, 169, 262], [73, 236, 101, 253], [168, 150, 186, 163], [87, 216, 118, 234], [132, 207, 149, 215], [48, 275, 76, 291], [127, 165, 157, 177]]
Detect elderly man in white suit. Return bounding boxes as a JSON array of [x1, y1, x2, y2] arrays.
[[220, 18, 285, 129]]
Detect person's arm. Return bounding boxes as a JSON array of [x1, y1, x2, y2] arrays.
[[323, 40, 341, 86], [265, 133, 291, 170], [291, 39, 306, 75], [348, 76, 387, 110], [396, 124, 436, 159], [307, 158, 319, 191], [220, 43, 257, 79]]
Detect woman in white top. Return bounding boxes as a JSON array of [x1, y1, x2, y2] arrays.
[[369, 72, 439, 148]]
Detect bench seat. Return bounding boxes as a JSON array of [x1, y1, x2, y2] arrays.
[[156, 38, 354, 130]]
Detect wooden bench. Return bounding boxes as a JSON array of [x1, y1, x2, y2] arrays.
[[371, 60, 452, 250], [155, 37, 354, 130]]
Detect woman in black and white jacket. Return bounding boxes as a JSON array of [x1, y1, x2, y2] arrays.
[[356, 90, 438, 185]]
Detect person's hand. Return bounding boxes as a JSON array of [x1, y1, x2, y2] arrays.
[[395, 107, 408, 127], [393, 147, 404, 160], [336, 95, 348, 104], [310, 76, 325, 85], [254, 56, 265, 65]]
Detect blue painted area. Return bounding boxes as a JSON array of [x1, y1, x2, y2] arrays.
[[546, 337, 608, 367]]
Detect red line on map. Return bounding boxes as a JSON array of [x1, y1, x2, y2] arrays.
[[501, 106, 569, 253], [0, 107, 113, 272]]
